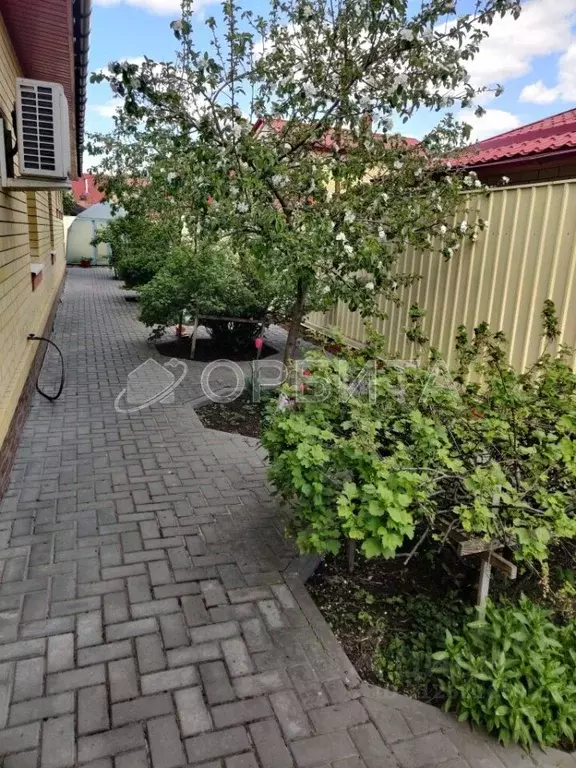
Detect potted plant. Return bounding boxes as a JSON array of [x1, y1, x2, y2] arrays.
[[80, 257, 92, 268]]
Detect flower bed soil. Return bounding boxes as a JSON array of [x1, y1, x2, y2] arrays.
[[196, 393, 268, 438], [156, 336, 278, 363]]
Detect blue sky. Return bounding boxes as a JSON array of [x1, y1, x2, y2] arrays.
[[86, 0, 576, 166]]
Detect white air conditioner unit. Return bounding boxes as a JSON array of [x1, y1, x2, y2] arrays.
[[0, 78, 72, 191], [16, 78, 71, 179]]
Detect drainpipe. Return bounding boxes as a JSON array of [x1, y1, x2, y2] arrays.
[[73, 0, 92, 176]]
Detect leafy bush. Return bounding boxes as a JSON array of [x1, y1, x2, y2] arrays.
[[433, 597, 576, 749], [139, 242, 275, 347], [262, 306, 576, 563]]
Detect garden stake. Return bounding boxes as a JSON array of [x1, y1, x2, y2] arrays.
[[347, 539, 356, 574], [190, 314, 199, 360]]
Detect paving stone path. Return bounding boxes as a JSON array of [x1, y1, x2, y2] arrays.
[[0, 268, 565, 767]]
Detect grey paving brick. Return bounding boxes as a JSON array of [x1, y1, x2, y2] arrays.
[[42, 715, 76, 768], [361, 697, 413, 744], [0, 639, 46, 662], [391, 732, 459, 768], [174, 686, 212, 736], [13, 657, 44, 702], [23, 592, 48, 622], [241, 618, 272, 652], [115, 749, 149, 768], [0, 722, 40, 756], [212, 696, 272, 728], [78, 724, 145, 763], [78, 611, 104, 647], [110, 657, 139, 702], [47, 664, 106, 694], [149, 560, 172, 585], [270, 690, 312, 740], [78, 640, 132, 666], [131, 598, 179, 619], [249, 718, 294, 768], [21, 618, 75, 639], [159, 612, 188, 649], [258, 600, 287, 630], [210, 604, 257, 623], [349, 723, 398, 768], [200, 661, 236, 705], [9, 693, 74, 727], [148, 714, 186, 768], [185, 726, 250, 763], [51, 597, 100, 617], [106, 618, 158, 642], [290, 732, 359, 767], [135, 634, 166, 674], [222, 637, 254, 677], [141, 665, 198, 695], [4, 750, 39, 768], [78, 685, 110, 735], [79, 579, 125, 598], [190, 621, 239, 644], [225, 754, 259, 768], [182, 596, 210, 627], [168, 643, 220, 668], [102, 565, 146, 581], [233, 670, 289, 699], [228, 587, 272, 604], [201, 580, 227, 606], [153, 582, 200, 599], [112, 693, 173, 726], [309, 701, 369, 734], [47, 634, 74, 673], [103, 592, 130, 625]]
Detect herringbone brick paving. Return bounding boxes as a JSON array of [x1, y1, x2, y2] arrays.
[[0, 268, 563, 767]]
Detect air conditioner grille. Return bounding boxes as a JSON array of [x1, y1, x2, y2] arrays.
[[19, 85, 56, 171]]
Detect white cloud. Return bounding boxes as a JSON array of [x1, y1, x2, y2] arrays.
[[519, 80, 559, 104], [90, 100, 120, 119], [459, 109, 521, 141], [466, 0, 576, 90], [520, 40, 576, 103]]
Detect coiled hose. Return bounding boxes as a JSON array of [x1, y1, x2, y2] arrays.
[[27, 334, 65, 402]]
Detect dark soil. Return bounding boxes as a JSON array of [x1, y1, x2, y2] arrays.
[[156, 336, 278, 363], [196, 392, 270, 438]]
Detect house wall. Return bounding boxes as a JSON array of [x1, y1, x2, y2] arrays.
[[0, 14, 66, 491], [306, 179, 576, 371]]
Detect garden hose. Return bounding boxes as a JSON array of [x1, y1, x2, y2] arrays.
[[27, 334, 65, 402]]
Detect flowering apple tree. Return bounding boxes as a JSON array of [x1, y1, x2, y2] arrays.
[[91, 0, 521, 361]]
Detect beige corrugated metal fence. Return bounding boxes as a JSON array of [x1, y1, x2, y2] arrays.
[[305, 179, 576, 370]]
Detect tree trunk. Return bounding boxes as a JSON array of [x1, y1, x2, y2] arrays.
[[283, 280, 306, 365]]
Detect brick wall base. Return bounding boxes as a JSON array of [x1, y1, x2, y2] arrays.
[[0, 274, 66, 501]]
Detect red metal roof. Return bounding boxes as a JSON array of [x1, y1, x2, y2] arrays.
[[456, 108, 576, 168], [71, 174, 106, 208], [253, 117, 419, 152]]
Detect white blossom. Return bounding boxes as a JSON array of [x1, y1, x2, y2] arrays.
[[414, 167, 423, 177], [365, 281, 375, 291], [378, 228, 387, 242], [381, 192, 389, 203], [444, 176, 452, 185], [343, 244, 354, 256], [439, 224, 447, 235], [502, 176, 510, 184], [167, 172, 178, 183], [459, 221, 468, 234], [335, 231, 347, 242], [171, 19, 184, 32], [463, 175, 474, 188], [393, 160, 403, 170], [344, 211, 356, 224], [399, 28, 414, 41], [271, 174, 288, 188], [236, 201, 249, 214], [322, 285, 331, 295], [474, 180, 482, 188]]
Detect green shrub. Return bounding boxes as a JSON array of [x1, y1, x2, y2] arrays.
[[433, 597, 576, 749], [262, 307, 576, 563]]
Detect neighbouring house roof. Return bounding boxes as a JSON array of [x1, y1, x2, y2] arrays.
[[1, 0, 91, 177], [253, 117, 419, 152], [455, 108, 576, 170], [72, 174, 106, 209]]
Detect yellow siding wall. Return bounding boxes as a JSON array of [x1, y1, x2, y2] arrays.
[[306, 180, 576, 371], [0, 15, 66, 451]]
